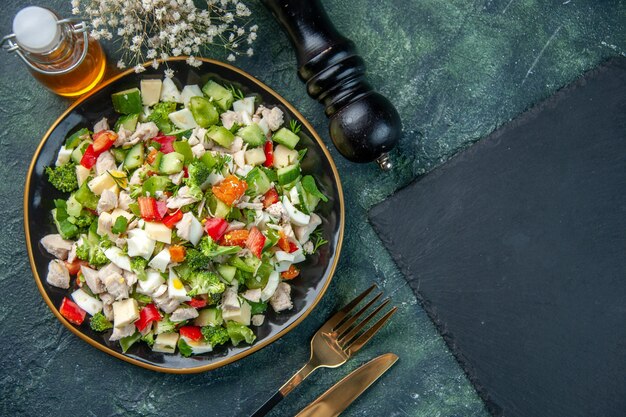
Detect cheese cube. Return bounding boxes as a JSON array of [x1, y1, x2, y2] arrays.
[[112, 298, 139, 328], [140, 79, 162, 106], [153, 332, 179, 354], [144, 221, 172, 244], [222, 300, 251, 326]]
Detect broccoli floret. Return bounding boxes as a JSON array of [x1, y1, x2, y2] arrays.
[[76, 240, 90, 261], [186, 248, 211, 270], [46, 162, 79, 193], [74, 210, 96, 229], [141, 332, 155, 347], [155, 314, 176, 334], [186, 161, 210, 189], [201, 326, 230, 347], [90, 312, 113, 332], [90, 246, 109, 267], [226, 322, 256, 346], [131, 257, 148, 279], [184, 271, 225, 297], [148, 102, 177, 133], [198, 236, 240, 258]]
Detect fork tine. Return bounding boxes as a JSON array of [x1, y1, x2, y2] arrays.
[[344, 307, 398, 355], [334, 292, 382, 334], [323, 284, 378, 330], [338, 298, 390, 344]]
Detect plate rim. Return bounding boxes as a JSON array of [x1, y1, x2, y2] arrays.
[[23, 56, 345, 374]]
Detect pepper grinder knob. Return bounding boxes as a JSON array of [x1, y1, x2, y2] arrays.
[[262, 0, 401, 168]]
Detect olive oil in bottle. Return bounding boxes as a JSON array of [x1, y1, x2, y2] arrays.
[[2, 6, 106, 97]]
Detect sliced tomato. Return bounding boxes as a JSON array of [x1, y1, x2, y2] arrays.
[[187, 297, 207, 309], [92, 130, 118, 153], [263, 140, 274, 167], [288, 241, 299, 253], [281, 265, 300, 280], [220, 229, 250, 247], [64, 259, 85, 276], [138, 196, 160, 221], [169, 245, 186, 263], [277, 231, 291, 252], [153, 135, 176, 153], [263, 188, 279, 208], [204, 217, 228, 241], [179, 325, 203, 341], [80, 144, 98, 169], [59, 297, 86, 325], [162, 210, 183, 228], [135, 304, 161, 332], [212, 175, 248, 206], [246, 227, 266, 258]]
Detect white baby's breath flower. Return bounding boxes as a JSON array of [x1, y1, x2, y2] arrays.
[[75, 0, 257, 70], [134, 64, 146, 73], [164, 69, 175, 78]]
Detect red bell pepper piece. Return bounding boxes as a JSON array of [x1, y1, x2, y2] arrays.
[[187, 297, 207, 309], [59, 297, 86, 325], [153, 135, 176, 154], [162, 209, 183, 228], [138, 196, 160, 221], [80, 144, 98, 169], [182, 166, 189, 178], [263, 140, 274, 167], [263, 188, 279, 208], [204, 217, 228, 241], [246, 226, 266, 259], [281, 265, 300, 280], [135, 304, 161, 332], [179, 325, 203, 341], [92, 130, 118, 154]]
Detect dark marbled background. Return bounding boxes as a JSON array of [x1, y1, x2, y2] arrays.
[[0, 0, 624, 416]]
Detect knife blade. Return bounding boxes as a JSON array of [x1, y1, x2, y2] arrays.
[[295, 353, 399, 417]]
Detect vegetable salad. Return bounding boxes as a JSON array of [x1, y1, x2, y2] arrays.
[[40, 76, 329, 356]]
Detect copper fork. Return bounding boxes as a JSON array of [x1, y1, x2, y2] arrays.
[[251, 284, 397, 417]]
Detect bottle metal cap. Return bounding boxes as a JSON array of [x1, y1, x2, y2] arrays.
[[13, 6, 61, 54]]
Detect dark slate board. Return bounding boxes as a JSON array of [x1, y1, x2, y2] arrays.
[[369, 57, 626, 417]]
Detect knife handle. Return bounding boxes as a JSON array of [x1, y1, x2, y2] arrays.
[[261, 0, 401, 169], [250, 361, 317, 417]]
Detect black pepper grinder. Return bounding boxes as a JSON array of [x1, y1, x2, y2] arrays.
[[262, 0, 401, 170]]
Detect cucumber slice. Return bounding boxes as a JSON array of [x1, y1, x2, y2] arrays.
[[217, 265, 237, 283], [65, 128, 90, 149], [112, 88, 143, 114], [206, 125, 234, 148], [173, 141, 193, 165], [123, 143, 144, 170], [159, 152, 185, 174], [201, 80, 234, 111], [189, 96, 219, 127], [272, 127, 300, 150], [195, 308, 223, 327], [114, 113, 139, 132], [277, 163, 301, 185], [168, 108, 199, 130], [143, 175, 172, 196], [208, 195, 230, 219], [229, 256, 256, 273], [150, 151, 163, 172], [237, 124, 265, 147], [111, 147, 129, 163], [70, 140, 91, 164], [246, 167, 271, 195], [140, 79, 162, 106]]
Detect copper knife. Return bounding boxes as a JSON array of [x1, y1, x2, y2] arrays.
[[295, 353, 399, 417]]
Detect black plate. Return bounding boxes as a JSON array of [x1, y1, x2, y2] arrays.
[[24, 57, 344, 373]]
